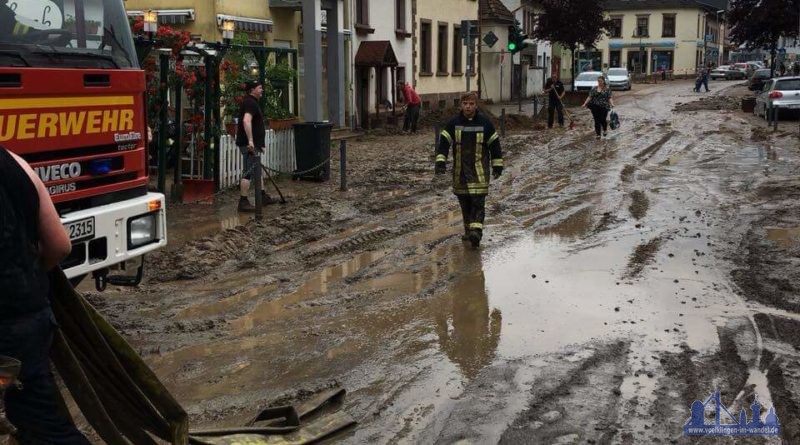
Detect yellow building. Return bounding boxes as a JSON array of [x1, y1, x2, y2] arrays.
[[414, 0, 479, 110], [592, 0, 726, 77]]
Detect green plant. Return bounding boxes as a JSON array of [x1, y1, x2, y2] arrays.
[[220, 34, 297, 121]]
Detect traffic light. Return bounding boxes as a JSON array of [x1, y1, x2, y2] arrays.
[[507, 20, 529, 54]]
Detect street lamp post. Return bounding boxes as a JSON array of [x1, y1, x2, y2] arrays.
[[715, 9, 724, 66]]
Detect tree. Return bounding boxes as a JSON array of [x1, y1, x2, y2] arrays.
[[728, 0, 800, 76], [532, 0, 612, 90]]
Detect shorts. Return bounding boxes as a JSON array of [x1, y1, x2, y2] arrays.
[[239, 146, 262, 180]]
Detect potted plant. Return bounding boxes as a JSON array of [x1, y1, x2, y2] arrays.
[[85, 20, 101, 35]]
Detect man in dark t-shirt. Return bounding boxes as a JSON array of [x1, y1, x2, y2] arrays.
[[236, 81, 273, 212], [543, 74, 565, 129]]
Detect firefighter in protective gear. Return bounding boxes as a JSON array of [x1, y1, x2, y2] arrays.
[[436, 92, 503, 248]]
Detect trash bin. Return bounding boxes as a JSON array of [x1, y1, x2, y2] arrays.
[[292, 122, 332, 181], [741, 97, 756, 113]]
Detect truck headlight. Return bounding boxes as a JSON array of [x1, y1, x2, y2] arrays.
[[128, 213, 157, 248]]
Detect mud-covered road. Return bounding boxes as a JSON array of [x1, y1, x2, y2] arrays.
[[84, 80, 800, 444]]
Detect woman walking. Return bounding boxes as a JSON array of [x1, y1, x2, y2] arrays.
[[582, 76, 615, 139]]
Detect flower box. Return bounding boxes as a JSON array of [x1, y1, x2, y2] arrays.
[[269, 117, 298, 131]]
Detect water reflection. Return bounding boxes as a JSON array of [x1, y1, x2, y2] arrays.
[[433, 253, 501, 379]]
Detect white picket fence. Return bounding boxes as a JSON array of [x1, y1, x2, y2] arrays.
[[219, 129, 296, 189]]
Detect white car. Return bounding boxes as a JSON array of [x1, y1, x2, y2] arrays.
[[754, 76, 800, 119], [606, 68, 631, 90], [574, 71, 607, 92]]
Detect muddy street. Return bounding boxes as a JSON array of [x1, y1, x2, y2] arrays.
[[85, 80, 800, 444]]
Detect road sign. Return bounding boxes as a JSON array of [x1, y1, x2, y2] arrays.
[[705, 34, 713, 42], [483, 31, 498, 48]]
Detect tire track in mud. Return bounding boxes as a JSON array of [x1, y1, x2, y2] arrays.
[[498, 341, 630, 444]]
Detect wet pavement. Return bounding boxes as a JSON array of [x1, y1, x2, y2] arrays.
[[86, 79, 800, 443]]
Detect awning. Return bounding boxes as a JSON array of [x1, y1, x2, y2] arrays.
[[608, 40, 676, 49], [354, 41, 398, 67], [217, 14, 273, 33], [126, 9, 195, 25]]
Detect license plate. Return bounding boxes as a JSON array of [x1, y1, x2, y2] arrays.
[[65, 217, 95, 243]]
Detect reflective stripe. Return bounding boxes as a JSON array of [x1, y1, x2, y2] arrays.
[[487, 132, 499, 146], [454, 129, 463, 181], [440, 130, 453, 145], [13, 22, 29, 35], [475, 132, 485, 183], [455, 126, 485, 132], [454, 187, 489, 195], [468, 222, 484, 229], [492, 158, 504, 167], [435, 154, 446, 162]]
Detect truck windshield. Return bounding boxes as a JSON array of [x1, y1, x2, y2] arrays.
[[0, 0, 137, 69]]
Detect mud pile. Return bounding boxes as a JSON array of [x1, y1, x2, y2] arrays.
[[673, 95, 741, 112]]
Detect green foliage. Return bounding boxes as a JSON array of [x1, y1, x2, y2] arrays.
[[728, 0, 800, 73], [220, 33, 297, 122]]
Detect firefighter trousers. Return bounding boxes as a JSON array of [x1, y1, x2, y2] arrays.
[[457, 194, 486, 234]]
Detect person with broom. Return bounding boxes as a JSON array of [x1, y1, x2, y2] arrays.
[[543, 74, 566, 129]]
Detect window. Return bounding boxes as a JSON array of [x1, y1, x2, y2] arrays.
[[453, 25, 463, 74], [635, 16, 649, 37], [609, 17, 622, 38], [395, 0, 406, 31], [420, 20, 432, 74], [662, 15, 675, 37], [437, 23, 448, 74], [356, 0, 369, 26]]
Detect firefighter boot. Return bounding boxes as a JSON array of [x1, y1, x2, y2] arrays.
[[467, 229, 482, 248], [238, 196, 256, 212]]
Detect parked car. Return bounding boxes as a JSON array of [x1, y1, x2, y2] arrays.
[[574, 71, 607, 91], [749, 68, 773, 91], [606, 68, 631, 90], [731, 62, 750, 79], [754, 76, 800, 119], [710, 65, 746, 80]]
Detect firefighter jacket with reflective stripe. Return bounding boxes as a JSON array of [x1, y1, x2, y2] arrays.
[[436, 112, 502, 195]]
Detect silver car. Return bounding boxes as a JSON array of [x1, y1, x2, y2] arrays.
[[606, 68, 631, 90], [754, 76, 800, 119]]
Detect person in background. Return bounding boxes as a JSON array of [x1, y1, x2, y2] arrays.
[[543, 74, 566, 129], [236, 80, 276, 212], [397, 81, 421, 134], [0, 145, 90, 444], [582, 76, 615, 139]]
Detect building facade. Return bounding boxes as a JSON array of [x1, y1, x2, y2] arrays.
[[595, 0, 726, 76], [479, 0, 515, 103], [501, 0, 552, 97], [126, 0, 353, 126], [414, 0, 479, 110], [351, 0, 413, 128]]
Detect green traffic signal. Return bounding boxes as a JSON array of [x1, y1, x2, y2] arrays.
[[508, 42, 517, 51]]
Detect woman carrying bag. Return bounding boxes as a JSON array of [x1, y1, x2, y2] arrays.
[[582, 76, 615, 139]]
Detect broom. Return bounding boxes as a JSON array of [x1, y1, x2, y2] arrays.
[[556, 95, 576, 129]]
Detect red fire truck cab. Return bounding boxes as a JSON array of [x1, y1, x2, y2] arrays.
[[1, 0, 166, 289]]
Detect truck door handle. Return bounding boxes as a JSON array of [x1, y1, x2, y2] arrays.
[[0, 73, 21, 87], [84, 74, 110, 87]]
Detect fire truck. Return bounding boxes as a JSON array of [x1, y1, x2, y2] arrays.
[[0, 0, 166, 289]]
